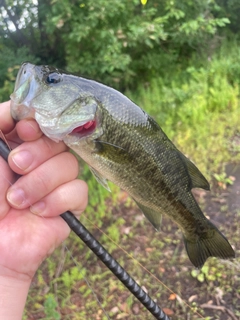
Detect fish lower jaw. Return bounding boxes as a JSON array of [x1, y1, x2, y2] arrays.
[[10, 101, 35, 121], [63, 133, 88, 146]]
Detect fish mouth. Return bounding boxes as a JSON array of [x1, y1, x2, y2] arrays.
[[10, 63, 41, 121], [62, 118, 99, 146], [70, 120, 97, 136], [34, 113, 98, 143]]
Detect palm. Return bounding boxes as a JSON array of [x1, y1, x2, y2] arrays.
[[0, 207, 69, 278]]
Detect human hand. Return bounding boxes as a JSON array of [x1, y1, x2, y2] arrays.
[[0, 101, 88, 282]]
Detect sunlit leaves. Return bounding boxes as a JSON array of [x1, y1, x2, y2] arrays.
[[0, 0, 235, 90]]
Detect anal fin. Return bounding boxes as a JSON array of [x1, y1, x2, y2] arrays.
[[135, 200, 162, 231]]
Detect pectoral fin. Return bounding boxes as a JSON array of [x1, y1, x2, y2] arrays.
[[179, 154, 210, 190], [89, 166, 111, 192], [135, 200, 162, 231]]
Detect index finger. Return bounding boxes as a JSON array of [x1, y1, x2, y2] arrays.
[[0, 101, 15, 133]]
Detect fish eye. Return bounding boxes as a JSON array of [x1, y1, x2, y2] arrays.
[[46, 72, 62, 84]]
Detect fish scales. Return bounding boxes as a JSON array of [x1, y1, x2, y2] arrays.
[[89, 106, 205, 230], [10, 63, 235, 268]]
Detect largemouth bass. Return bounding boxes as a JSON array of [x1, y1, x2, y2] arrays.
[[10, 63, 235, 268]]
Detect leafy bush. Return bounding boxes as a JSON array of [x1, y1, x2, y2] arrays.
[[0, 0, 232, 90], [45, 0, 230, 88], [0, 46, 38, 101]]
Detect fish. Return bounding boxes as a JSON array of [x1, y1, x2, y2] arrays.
[[10, 62, 235, 268]]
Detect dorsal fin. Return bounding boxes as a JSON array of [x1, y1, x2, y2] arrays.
[[179, 154, 210, 190]]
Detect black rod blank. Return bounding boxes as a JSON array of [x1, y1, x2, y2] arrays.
[[0, 137, 170, 320]]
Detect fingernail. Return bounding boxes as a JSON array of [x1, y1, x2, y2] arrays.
[[11, 150, 33, 170], [7, 188, 26, 207], [30, 201, 46, 215]]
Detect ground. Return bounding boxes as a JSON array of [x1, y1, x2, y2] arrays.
[[25, 163, 240, 320]]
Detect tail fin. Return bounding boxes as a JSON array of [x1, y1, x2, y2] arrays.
[[183, 222, 235, 268]]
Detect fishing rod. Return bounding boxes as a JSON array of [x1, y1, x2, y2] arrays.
[[0, 137, 170, 320]]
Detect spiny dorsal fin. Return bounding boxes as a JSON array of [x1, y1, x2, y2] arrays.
[[89, 166, 111, 192], [179, 154, 210, 190], [135, 200, 162, 231]]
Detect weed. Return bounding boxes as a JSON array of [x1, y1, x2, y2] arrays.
[[213, 172, 235, 190], [100, 218, 125, 253], [191, 263, 228, 284], [43, 294, 61, 320]]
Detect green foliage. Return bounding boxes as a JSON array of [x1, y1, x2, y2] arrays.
[[101, 218, 125, 253], [81, 166, 113, 226], [44, 0, 231, 88], [0, 75, 14, 102], [0, 46, 38, 100], [216, 0, 240, 34], [43, 294, 61, 320], [191, 264, 226, 283], [0, 0, 234, 90], [0, 46, 38, 85], [60, 266, 87, 288], [213, 172, 235, 189]]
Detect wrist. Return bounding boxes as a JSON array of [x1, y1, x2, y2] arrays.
[[0, 273, 31, 319]]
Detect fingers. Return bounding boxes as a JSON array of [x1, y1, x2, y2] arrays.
[[0, 103, 44, 148], [0, 101, 15, 134], [7, 152, 79, 209], [15, 119, 43, 142], [0, 101, 41, 139], [4, 119, 44, 150], [30, 180, 88, 217], [8, 135, 68, 174], [0, 100, 21, 149], [1, 101, 89, 221]]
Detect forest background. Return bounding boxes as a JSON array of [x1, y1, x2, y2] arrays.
[[1, 0, 240, 319]]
